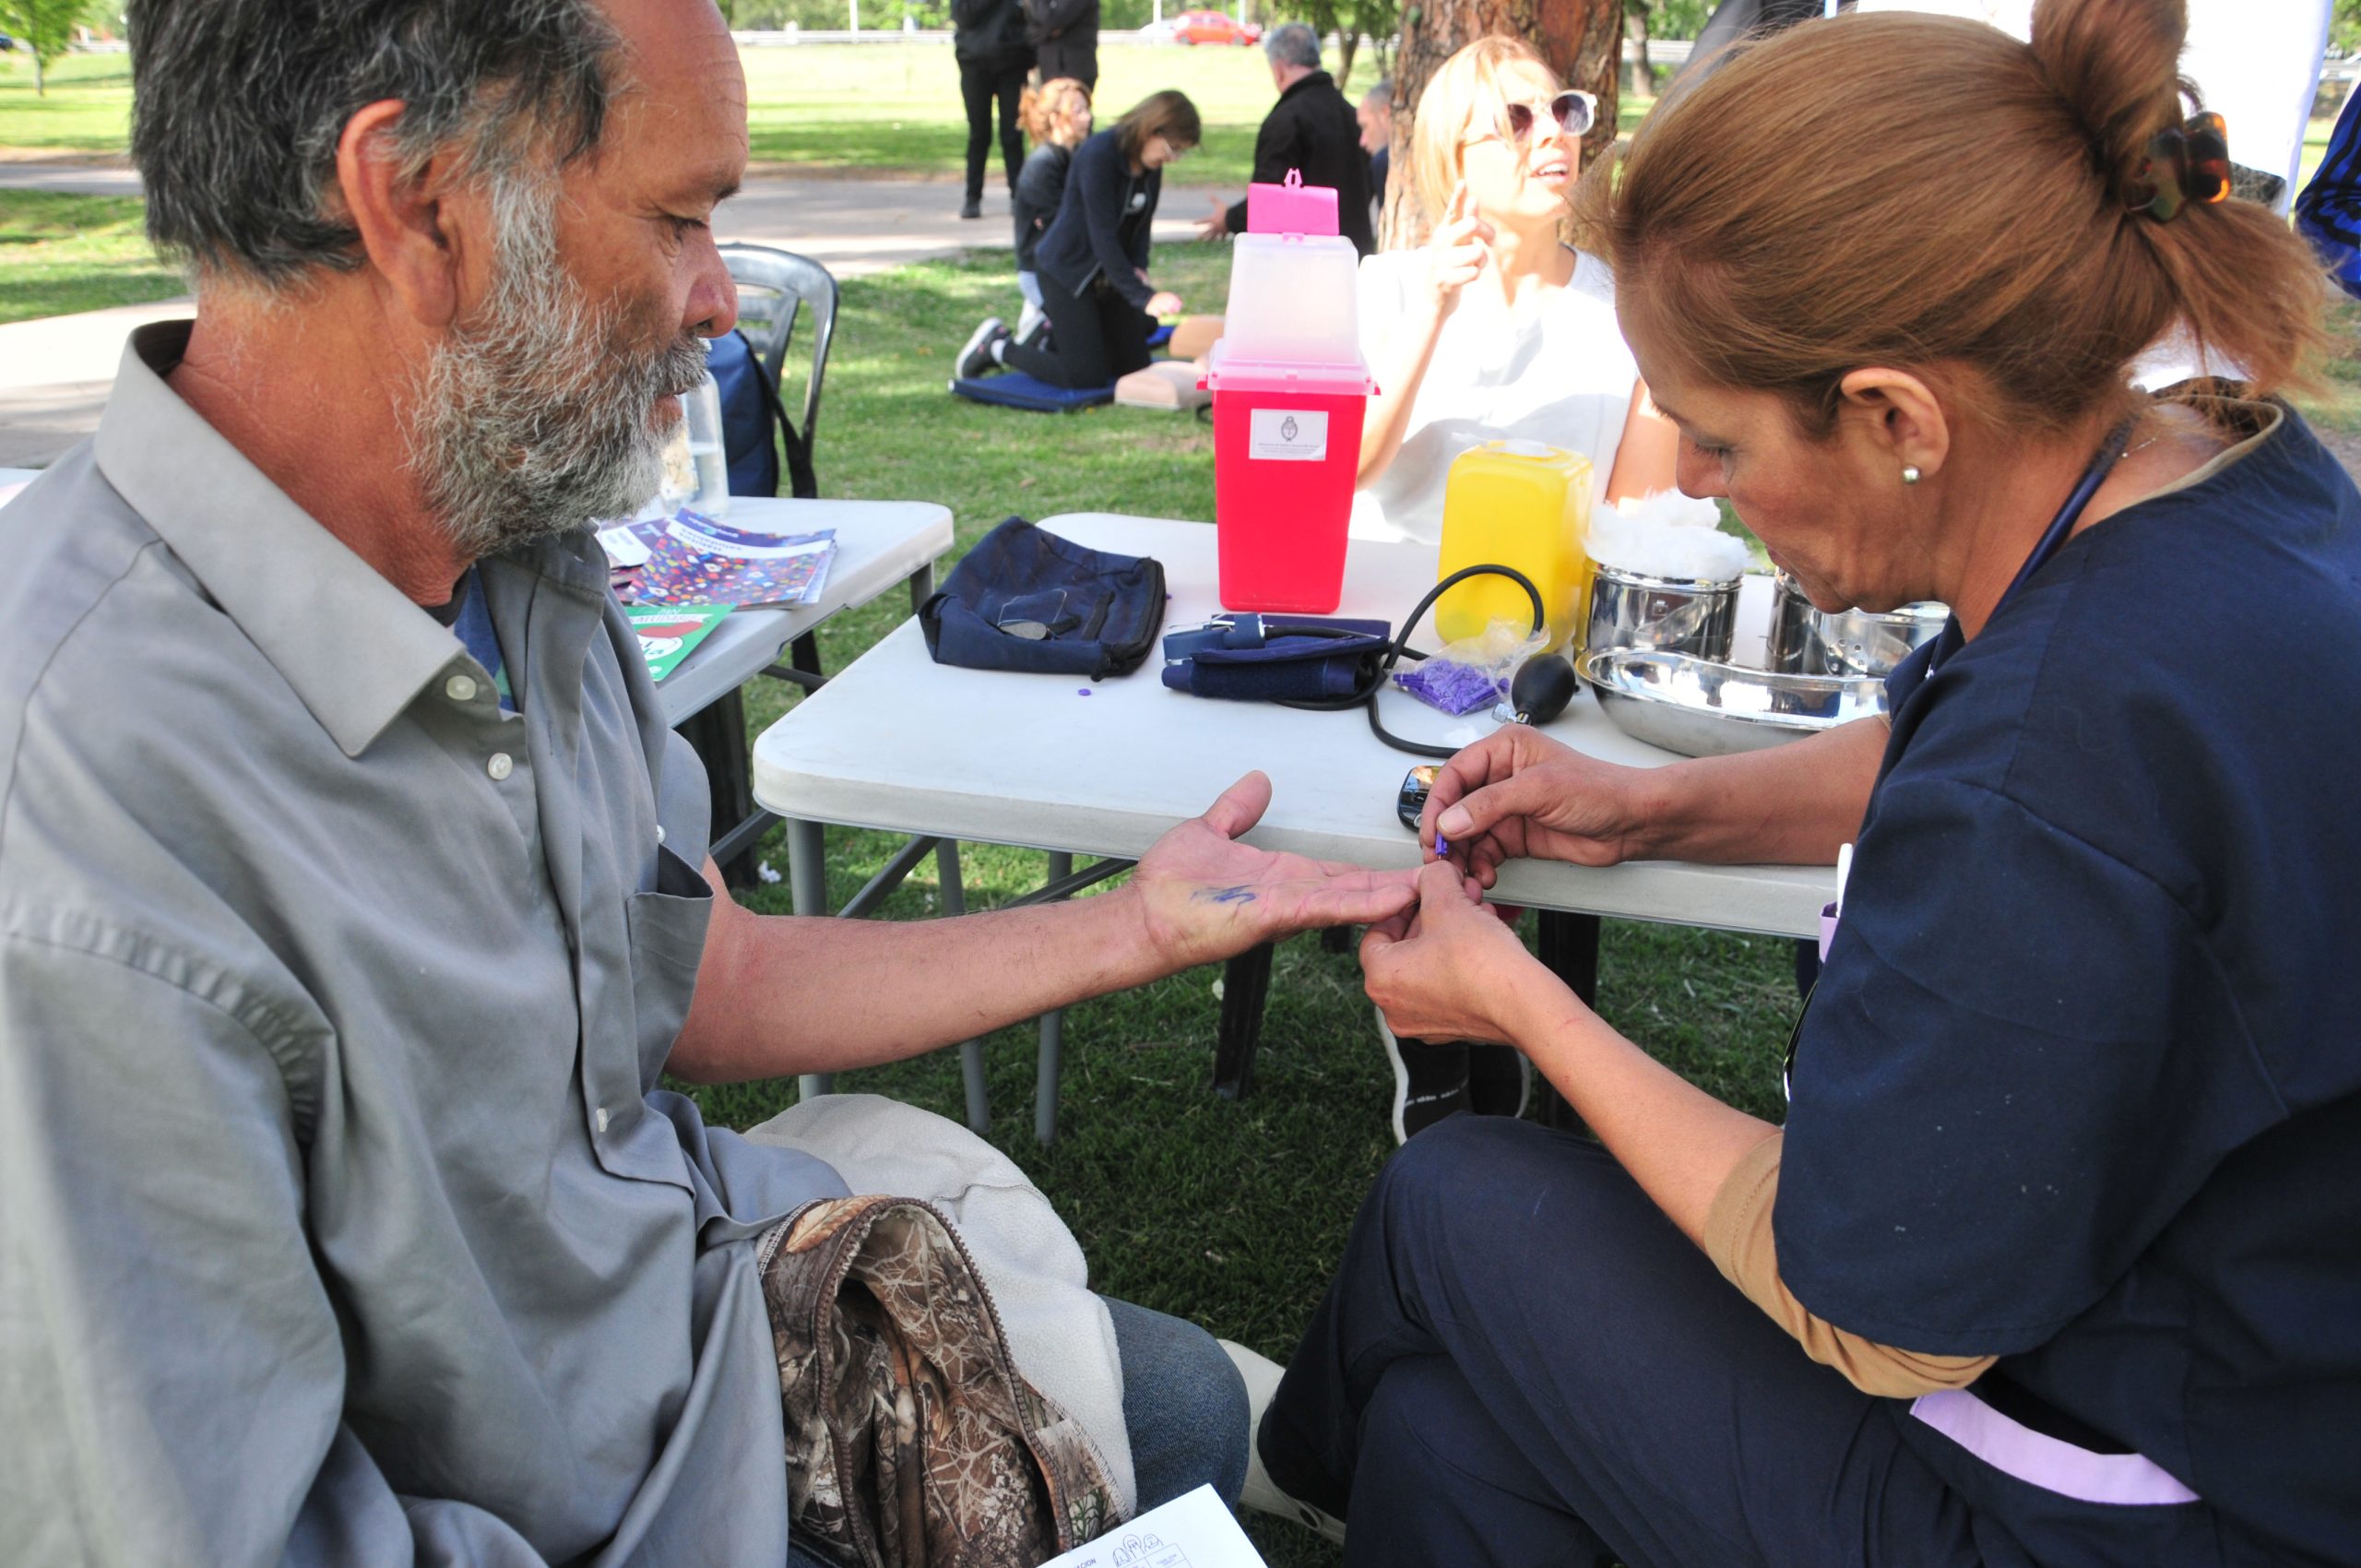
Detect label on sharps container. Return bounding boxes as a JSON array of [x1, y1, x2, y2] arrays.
[[1249, 409, 1329, 462]]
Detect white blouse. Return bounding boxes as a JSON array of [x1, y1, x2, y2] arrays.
[[1349, 246, 1640, 546]]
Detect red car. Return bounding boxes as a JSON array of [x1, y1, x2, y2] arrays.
[[1172, 10, 1262, 45]]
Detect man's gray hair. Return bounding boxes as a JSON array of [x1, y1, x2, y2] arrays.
[[127, 0, 620, 288], [1264, 22, 1322, 73], [1365, 78, 1393, 111]]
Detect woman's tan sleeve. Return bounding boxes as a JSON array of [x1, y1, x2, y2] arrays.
[[1703, 1132, 1995, 1398]]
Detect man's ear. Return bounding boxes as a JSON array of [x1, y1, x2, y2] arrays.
[[1835, 367, 1951, 481], [335, 100, 478, 330]]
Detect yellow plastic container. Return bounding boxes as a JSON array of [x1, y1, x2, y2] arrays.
[[1434, 439, 1594, 651]]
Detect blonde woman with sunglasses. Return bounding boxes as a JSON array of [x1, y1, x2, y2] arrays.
[[1350, 36, 1677, 545]]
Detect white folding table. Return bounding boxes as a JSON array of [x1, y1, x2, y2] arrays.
[[650, 496, 951, 729], [753, 512, 1835, 1139], [635, 497, 951, 897]]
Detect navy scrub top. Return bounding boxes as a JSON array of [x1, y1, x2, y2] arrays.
[[1774, 400, 2361, 1568]]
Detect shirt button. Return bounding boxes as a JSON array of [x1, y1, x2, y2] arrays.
[[487, 752, 514, 781], [595, 1107, 611, 1134], [445, 673, 479, 703], [655, 824, 667, 845]]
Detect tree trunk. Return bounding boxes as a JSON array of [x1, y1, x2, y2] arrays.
[[32, 51, 45, 97], [1337, 29, 1360, 89], [1378, 0, 1620, 250]]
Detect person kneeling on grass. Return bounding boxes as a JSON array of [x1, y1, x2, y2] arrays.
[[1011, 75, 1094, 343], [958, 89, 1197, 389]]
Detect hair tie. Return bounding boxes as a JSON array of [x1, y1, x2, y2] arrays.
[[2121, 110, 2231, 222]]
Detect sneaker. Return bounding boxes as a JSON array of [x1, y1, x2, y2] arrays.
[[959, 196, 982, 220], [955, 316, 1005, 381], [1218, 1339, 1347, 1547], [1379, 1009, 1469, 1145], [1467, 1042, 1533, 1118]]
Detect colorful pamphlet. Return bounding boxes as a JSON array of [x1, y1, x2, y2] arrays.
[[624, 601, 732, 683], [630, 510, 837, 609]]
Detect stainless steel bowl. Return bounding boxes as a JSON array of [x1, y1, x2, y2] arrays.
[[1579, 647, 1890, 757], [1583, 564, 1741, 664], [1764, 572, 1949, 679]]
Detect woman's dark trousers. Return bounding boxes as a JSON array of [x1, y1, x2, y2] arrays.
[[1002, 279, 1153, 388], [1257, 1115, 1989, 1568]]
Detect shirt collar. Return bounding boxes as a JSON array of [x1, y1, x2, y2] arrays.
[[93, 320, 599, 758]]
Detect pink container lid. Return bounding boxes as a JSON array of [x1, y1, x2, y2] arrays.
[[1246, 169, 1338, 237], [1201, 339, 1374, 397]]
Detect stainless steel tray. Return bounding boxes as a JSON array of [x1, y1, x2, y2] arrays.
[[1578, 647, 1889, 757]]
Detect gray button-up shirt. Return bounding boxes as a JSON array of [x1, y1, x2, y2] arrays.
[[0, 323, 847, 1565]]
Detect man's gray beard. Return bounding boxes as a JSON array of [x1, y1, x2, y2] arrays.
[[407, 181, 711, 560]]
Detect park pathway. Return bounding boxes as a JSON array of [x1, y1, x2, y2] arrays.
[[0, 166, 1218, 467]]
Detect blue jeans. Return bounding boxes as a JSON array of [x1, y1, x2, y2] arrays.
[[788, 1295, 1244, 1567]]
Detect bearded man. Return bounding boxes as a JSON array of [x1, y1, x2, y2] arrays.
[[0, 2, 1417, 1562]]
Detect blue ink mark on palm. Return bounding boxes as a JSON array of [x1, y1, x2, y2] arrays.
[[1192, 885, 1258, 905]]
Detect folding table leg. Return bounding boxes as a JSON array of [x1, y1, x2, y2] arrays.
[[1034, 851, 1073, 1146], [789, 816, 835, 1103], [1534, 911, 1601, 1130], [1211, 941, 1275, 1100], [934, 839, 991, 1134]]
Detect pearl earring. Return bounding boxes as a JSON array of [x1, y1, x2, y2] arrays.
[[1901, 465, 1922, 485]]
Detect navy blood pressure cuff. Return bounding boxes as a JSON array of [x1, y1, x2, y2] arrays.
[[1160, 614, 1393, 701], [921, 517, 1168, 679]]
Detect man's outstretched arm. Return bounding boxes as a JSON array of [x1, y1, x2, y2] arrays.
[[668, 772, 1418, 1083]]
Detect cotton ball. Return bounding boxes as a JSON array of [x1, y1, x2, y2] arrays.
[[1611, 490, 1724, 530], [1586, 493, 1751, 583]]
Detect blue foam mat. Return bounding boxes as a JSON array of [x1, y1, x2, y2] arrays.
[[948, 372, 1114, 412]]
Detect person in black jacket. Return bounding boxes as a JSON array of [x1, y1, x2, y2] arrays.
[[1012, 77, 1095, 342], [956, 91, 1200, 389], [1024, 0, 1099, 90], [1196, 23, 1373, 255], [953, 0, 1035, 220]]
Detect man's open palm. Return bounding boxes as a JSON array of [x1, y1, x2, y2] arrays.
[[1133, 772, 1419, 969]]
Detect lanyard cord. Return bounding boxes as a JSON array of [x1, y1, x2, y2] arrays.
[[1785, 418, 2136, 1102], [1275, 563, 1547, 759], [1924, 419, 2135, 680]]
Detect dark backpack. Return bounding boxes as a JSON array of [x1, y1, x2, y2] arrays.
[[920, 517, 1166, 680], [708, 327, 817, 501]]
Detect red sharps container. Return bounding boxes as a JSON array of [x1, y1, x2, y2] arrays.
[[1202, 172, 1373, 614]]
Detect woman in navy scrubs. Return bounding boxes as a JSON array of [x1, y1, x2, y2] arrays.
[[1243, 0, 2361, 1563]]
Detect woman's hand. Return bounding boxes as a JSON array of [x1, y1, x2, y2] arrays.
[[1145, 290, 1184, 318], [1360, 861, 1564, 1045], [1422, 725, 1658, 886], [1417, 180, 1494, 325]]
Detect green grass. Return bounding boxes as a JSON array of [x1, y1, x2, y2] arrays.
[[0, 41, 1643, 190], [0, 190, 183, 325], [657, 240, 1795, 1566], [2289, 293, 2361, 439], [0, 52, 134, 153], [745, 42, 1282, 185]]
